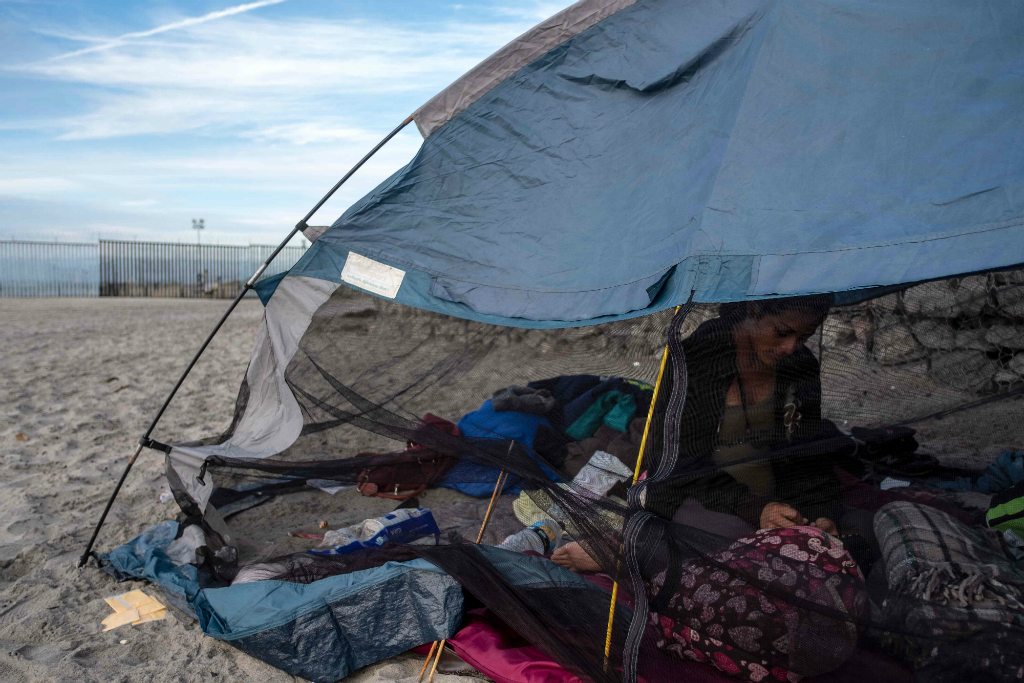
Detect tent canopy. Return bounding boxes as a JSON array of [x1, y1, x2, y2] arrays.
[[282, 0, 1024, 327], [121, 6, 1024, 681]]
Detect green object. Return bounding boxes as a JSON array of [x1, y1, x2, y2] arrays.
[[987, 479, 1024, 534], [566, 391, 637, 441], [603, 393, 637, 433]]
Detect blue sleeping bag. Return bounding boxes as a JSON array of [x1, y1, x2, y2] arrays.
[[438, 399, 553, 497]]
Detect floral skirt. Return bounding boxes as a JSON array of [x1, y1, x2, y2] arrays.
[[651, 526, 867, 682]]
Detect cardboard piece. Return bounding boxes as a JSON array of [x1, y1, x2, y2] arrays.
[[101, 590, 166, 631]]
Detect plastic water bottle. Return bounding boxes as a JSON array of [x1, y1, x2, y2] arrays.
[[498, 519, 563, 554]]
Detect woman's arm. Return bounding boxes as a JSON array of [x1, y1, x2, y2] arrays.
[[646, 469, 769, 527]]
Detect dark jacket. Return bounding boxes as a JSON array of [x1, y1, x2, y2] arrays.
[[644, 318, 849, 527]]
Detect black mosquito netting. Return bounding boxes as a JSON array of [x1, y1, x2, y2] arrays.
[[172, 268, 1024, 683]]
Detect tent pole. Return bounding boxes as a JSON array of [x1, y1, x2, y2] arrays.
[[77, 115, 416, 569], [602, 295, 691, 668]]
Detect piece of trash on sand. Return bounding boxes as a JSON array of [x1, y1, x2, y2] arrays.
[[289, 531, 325, 541], [879, 477, 911, 490], [102, 590, 166, 631], [319, 520, 328, 529], [311, 508, 440, 556], [119, 639, 128, 645], [158, 490, 173, 503], [15, 433, 29, 442]]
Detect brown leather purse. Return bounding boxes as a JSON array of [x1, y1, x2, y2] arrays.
[[355, 414, 461, 500]]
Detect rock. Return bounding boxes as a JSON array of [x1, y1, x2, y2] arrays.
[[680, 306, 718, 338], [866, 293, 900, 314], [992, 268, 1024, 287], [954, 327, 991, 351], [902, 276, 989, 318], [930, 350, 997, 392], [985, 324, 1024, 350], [994, 369, 1020, 385], [872, 322, 924, 365], [994, 284, 1024, 317], [902, 282, 952, 316], [821, 318, 859, 349], [851, 315, 876, 345], [911, 319, 956, 350]]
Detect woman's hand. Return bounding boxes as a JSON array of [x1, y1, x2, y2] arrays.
[[811, 517, 838, 536], [759, 502, 808, 530]]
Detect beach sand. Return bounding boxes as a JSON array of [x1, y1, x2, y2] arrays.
[[0, 297, 498, 682], [1, 297, 1017, 682]]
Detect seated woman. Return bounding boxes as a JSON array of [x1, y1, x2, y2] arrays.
[[552, 298, 872, 681], [555, 295, 877, 572]]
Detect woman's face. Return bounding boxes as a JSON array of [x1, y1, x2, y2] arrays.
[[741, 309, 823, 368]]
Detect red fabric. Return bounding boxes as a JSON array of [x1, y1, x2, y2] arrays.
[[836, 467, 977, 524], [443, 610, 586, 683], [413, 607, 735, 683], [410, 560, 911, 683]]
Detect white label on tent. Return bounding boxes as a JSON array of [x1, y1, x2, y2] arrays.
[[341, 252, 405, 299]]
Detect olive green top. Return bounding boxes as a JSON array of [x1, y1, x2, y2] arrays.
[[713, 386, 776, 497]]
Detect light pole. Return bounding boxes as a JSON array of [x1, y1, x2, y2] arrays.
[[192, 218, 205, 244]]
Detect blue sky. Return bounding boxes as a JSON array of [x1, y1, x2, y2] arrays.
[[0, 0, 569, 245]]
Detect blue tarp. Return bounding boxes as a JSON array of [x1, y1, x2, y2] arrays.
[[101, 521, 463, 683], [287, 0, 1024, 327]]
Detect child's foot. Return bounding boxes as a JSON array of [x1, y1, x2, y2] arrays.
[[551, 541, 602, 573]]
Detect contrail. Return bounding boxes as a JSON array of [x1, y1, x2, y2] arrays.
[[47, 0, 289, 62]]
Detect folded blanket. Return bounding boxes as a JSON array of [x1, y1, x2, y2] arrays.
[[874, 501, 1024, 683]]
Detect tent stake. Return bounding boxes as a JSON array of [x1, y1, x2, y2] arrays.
[[77, 115, 415, 569], [427, 639, 446, 683], [475, 469, 509, 544], [418, 640, 439, 682]]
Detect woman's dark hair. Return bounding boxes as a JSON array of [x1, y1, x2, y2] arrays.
[[718, 293, 834, 326]]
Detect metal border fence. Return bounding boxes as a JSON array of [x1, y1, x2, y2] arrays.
[[0, 240, 306, 298], [0, 240, 100, 297]]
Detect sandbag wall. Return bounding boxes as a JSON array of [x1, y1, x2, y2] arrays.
[[823, 269, 1024, 393]]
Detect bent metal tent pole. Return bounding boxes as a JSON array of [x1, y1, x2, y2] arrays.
[[77, 115, 415, 569]]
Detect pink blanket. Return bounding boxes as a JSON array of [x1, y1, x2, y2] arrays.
[[412, 571, 912, 683]]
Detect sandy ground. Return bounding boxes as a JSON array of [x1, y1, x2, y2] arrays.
[[2, 297, 1019, 683], [0, 297, 496, 683]]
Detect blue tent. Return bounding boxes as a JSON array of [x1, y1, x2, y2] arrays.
[[84, 3, 1024, 681], [275, 0, 1024, 328]]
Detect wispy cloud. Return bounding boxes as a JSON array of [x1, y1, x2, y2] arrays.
[[14, 15, 530, 140], [492, 3, 571, 21], [45, 0, 290, 62], [0, 1, 570, 242], [0, 177, 80, 195], [241, 122, 380, 146]]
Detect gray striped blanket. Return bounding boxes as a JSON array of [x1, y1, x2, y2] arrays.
[[874, 501, 1024, 682]]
